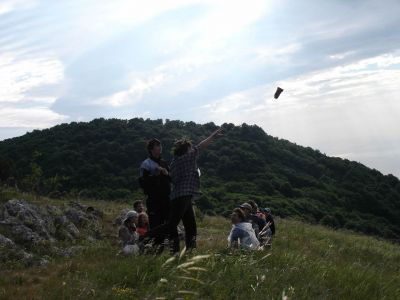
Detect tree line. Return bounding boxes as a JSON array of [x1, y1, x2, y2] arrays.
[[0, 118, 399, 240]]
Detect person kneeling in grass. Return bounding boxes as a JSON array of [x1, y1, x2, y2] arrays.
[[239, 202, 266, 237], [259, 208, 275, 246], [137, 212, 149, 239], [228, 208, 260, 251], [118, 210, 140, 255]]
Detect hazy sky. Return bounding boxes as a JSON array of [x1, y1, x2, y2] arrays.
[[1, 0, 399, 177]]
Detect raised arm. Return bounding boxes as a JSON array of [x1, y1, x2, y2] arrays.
[[197, 128, 224, 150]]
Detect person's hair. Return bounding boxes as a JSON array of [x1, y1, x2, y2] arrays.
[[133, 200, 143, 210], [138, 213, 148, 227], [172, 138, 192, 157], [124, 213, 138, 225], [247, 200, 258, 212], [147, 138, 161, 153], [232, 208, 246, 222]]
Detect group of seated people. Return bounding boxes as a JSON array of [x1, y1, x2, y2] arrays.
[[118, 199, 275, 254], [118, 200, 150, 255], [228, 200, 275, 251]]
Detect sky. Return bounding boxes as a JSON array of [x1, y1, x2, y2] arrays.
[[0, 0, 399, 177]]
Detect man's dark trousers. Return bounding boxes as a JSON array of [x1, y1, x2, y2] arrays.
[[147, 197, 169, 245], [168, 195, 197, 253]]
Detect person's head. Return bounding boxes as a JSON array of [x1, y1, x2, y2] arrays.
[[261, 207, 271, 216], [173, 138, 192, 157], [133, 200, 145, 213], [239, 203, 252, 217], [147, 138, 162, 158], [123, 210, 138, 226], [138, 212, 149, 227], [247, 200, 258, 213], [231, 208, 246, 224]]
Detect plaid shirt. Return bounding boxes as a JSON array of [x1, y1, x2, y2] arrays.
[[170, 145, 200, 200]]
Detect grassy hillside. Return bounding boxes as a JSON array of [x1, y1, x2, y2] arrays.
[[0, 118, 400, 240], [1, 193, 399, 299]]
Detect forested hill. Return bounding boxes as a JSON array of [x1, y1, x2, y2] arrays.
[[0, 118, 399, 239]]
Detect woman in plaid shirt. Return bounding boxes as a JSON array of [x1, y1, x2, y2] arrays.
[[168, 128, 223, 254]]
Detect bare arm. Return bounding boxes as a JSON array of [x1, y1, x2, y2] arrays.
[[197, 128, 224, 150]]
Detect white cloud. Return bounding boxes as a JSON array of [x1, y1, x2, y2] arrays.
[[94, 0, 273, 107], [0, 52, 66, 129], [69, 0, 195, 51], [329, 51, 356, 60], [0, 53, 64, 104], [337, 54, 400, 72], [97, 55, 219, 107], [58, 0, 271, 62], [201, 92, 253, 115], [189, 0, 271, 50], [75, 0, 195, 31], [98, 73, 167, 107], [0, 107, 67, 128], [0, 0, 37, 15], [254, 43, 302, 65]]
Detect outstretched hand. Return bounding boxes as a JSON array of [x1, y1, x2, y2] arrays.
[[198, 128, 225, 150], [212, 128, 224, 139]]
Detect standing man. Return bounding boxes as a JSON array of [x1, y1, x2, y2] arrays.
[[168, 128, 223, 254], [139, 139, 170, 249]]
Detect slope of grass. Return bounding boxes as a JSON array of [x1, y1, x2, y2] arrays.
[[1, 197, 399, 300]]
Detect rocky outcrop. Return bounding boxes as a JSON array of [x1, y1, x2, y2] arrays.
[[0, 199, 103, 268], [0, 232, 35, 264]]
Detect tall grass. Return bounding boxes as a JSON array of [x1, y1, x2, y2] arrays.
[[0, 194, 399, 299]]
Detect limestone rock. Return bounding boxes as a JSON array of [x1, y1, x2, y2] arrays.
[[0, 198, 104, 268]]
